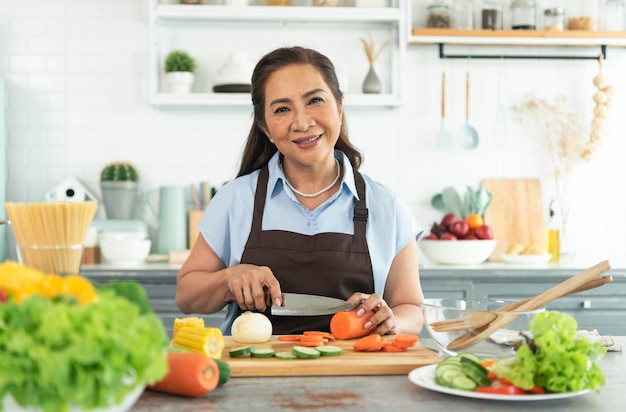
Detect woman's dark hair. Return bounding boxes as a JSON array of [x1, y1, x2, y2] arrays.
[[237, 46, 363, 177]]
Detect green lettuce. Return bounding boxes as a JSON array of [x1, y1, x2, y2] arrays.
[[492, 311, 606, 393], [0, 288, 169, 412]]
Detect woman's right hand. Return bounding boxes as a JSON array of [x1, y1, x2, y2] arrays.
[[226, 264, 283, 312]]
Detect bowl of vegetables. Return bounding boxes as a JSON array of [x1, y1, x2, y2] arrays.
[[0, 261, 169, 412], [422, 297, 544, 358]]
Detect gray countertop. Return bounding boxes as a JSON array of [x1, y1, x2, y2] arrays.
[[130, 337, 626, 411]]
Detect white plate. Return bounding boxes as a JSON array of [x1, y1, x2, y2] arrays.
[[500, 253, 552, 264], [408, 364, 591, 401]]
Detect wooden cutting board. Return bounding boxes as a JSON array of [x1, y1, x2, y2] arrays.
[[481, 178, 546, 261], [222, 336, 442, 377]]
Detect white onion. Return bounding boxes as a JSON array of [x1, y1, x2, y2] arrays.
[[231, 311, 273, 343]]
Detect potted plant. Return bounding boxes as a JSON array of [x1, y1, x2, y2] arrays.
[[164, 50, 196, 94], [100, 161, 140, 219]]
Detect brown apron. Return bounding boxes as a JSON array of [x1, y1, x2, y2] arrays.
[[240, 164, 375, 334]]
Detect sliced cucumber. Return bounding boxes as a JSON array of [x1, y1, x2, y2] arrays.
[[292, 345, 321, 359], [439, 368, 465, 387], [314, 345, 343, 356], [229, 345, 254, 358], [251, 348, 276, 358], [460, 357, 491, 387], [275, 351, 298, 360], [458, 353, 482, 364], [451, 375, 477, 391]]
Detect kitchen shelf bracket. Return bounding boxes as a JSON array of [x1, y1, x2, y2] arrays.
[[438, 43, 607, 60]]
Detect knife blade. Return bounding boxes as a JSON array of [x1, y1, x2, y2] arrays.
[[270, 292, 353, 316]]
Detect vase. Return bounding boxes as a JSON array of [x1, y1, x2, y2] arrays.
[[553, 175, 575, 258], [362, 64, 381, 94]]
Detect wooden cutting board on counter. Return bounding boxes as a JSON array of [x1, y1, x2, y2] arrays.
[[222, 336, 442, 377], [481, 178, 546, 261]]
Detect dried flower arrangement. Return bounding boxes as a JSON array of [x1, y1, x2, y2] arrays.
[[360, 31, 390, 65], [512, 55, 613, 184], [512, 54, 613, 255]]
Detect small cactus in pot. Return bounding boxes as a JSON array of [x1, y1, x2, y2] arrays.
[[99, 161, 140, 219], [101, 161, 140, 182]]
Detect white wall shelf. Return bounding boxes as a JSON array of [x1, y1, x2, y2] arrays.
[[149, 1, 406, 109]]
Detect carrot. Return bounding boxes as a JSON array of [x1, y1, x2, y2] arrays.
[[393, 334, 418, 345], [295, 340, 326, 347], [353, 333, 382, 351], [330, 308, 375, 340], [147, 351, 220, 397], [364, 339, 387, 352], [382, 343, 407, 352], [298, 335, 326, 342], [278, 335, 303, 342], [303, 331, 335, 340]]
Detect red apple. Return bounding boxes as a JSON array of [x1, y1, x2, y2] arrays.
[[440, 233, 457, 240], [474, 225, 494, 240], [424, 233, 439, 240], [449, 221, 470, 238], [440, 213, 462, 229], [462, 234, 478, 240]]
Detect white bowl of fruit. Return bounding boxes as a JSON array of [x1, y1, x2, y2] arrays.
[[419, 213, 496, 265]]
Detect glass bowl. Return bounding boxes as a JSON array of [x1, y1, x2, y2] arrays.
[[422, 297, 545, 358]]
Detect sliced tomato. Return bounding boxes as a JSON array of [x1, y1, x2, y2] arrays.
[[476, 386, 526, 395], [527, 384, 547, 395]]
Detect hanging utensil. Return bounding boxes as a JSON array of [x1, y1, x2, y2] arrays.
[[457, 71, 479, 150], [493, 71, 507, 148], [436, 71, 454, 149]]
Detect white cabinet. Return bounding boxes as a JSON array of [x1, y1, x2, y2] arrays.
[[149, 0, 407, 108]]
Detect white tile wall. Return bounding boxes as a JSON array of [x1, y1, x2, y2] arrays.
[[1, 0, 625, 265]]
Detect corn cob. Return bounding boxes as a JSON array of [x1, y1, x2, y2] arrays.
[[172, 316, 205, 341], [172, 326, 225, 359], [0, 261, 97, 304]]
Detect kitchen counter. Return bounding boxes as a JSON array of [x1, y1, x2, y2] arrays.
[[81, 260, 626, 337], [130, 337, 626, 411]]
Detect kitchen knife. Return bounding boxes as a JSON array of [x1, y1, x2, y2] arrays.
[[270, 293, 353, 316]]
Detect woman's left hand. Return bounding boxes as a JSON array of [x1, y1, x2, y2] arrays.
[[347, 292, 397, 336]]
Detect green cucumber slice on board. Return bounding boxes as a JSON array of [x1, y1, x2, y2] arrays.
[[315, 345, 343, 356], [229, 345, 254, 358], [251, 348, 276, 358], [275, 351, 298, 360], [292, 346, 321, 359]]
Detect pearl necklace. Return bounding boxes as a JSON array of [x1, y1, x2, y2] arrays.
[[280, 158, 340, 198]]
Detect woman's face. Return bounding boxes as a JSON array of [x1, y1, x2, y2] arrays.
[[262, 64, 342, 168]]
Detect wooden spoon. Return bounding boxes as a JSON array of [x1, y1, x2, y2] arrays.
[[447, 260, 611, 352], [431, 275, 613, 333]]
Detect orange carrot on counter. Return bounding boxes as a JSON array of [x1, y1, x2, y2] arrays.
[[330, 308, 375, 340], [147, 351, 220, 397]]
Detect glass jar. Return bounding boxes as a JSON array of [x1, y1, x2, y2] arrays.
[[451, 0, 475, 30], [568, 0, 599, 31], [428, 1, 451, 28], [481, 0, 502, 29], [511, 0, 536, 30], [544, 8, 565, 31], [604, 0, 626, 31]]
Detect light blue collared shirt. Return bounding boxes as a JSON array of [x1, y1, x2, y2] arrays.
[[199, 150, 422, 334]]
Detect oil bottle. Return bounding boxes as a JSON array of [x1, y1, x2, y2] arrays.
[[546, 200, 560, 262]]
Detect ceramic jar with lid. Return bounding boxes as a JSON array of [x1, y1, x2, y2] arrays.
[[451, 0, 475, 30], [544, 8, 565, 31], [511, 0, 537, 30], [604, 0, 626, 31], [568, 0, 599, 30], [481, 0, 503, 29], [428, 0, 451, 28]]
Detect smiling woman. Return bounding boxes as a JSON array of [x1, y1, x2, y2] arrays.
[[175, 46, 426, 339]]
